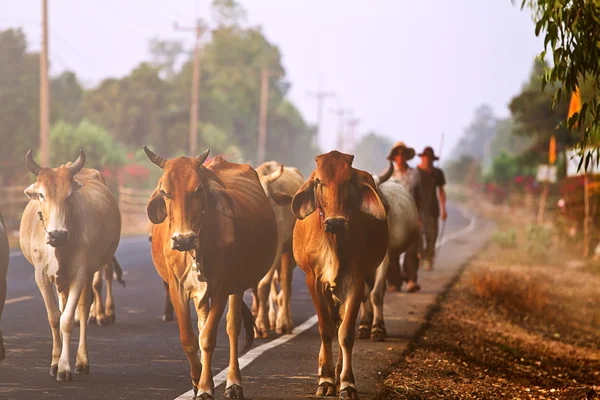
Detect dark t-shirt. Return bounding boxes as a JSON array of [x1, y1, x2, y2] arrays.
[[416, 167, 446, 218]]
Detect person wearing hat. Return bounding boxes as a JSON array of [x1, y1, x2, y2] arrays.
[[416, 146, 447, 270], [384, 141, 422, 293]]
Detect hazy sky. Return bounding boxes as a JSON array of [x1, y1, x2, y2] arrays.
[[1, 0, 543, 159]]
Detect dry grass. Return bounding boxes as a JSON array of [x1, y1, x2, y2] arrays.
[[470, 268, 548, 318]]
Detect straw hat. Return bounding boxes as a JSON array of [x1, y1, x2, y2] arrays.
[[418, 146, 439, 160], [387, 141, 416, 161]]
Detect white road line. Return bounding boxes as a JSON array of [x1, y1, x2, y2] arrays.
[[173, 208, 478, 400], [174, 314, 320, 400], [9, 250, 21, 258], [5, 295, 34, 305]]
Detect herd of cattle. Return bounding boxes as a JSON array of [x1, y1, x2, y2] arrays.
[[0, 147, 420, 400]]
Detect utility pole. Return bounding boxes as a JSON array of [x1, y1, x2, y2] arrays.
[[330, 107, 352, 152], [40, 0, 50, 166], [174, 20, 205, 156], [257, 66, 269, 165], [307, 86, 335, 146], [345, 117, 360, 154]]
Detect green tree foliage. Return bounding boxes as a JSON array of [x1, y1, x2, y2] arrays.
[[517, 0, 600, 168], [50, 119, 126, 170], [449, 104, 497, 171], [444, 155, 481, 185], [351, 132, 393, 175], [485, 152, 521, 186]]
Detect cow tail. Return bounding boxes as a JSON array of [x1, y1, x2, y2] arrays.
[[241, 300, 256, 355], [113, 257, 126, 288]]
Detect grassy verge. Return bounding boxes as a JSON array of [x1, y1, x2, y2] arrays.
[[378, 193, 600, 399]]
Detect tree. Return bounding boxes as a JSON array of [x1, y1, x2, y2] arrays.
[[50, 119, 126, 170], [516, 0, 600, 168], [450, 104, 497, 171], [351, 133, 393, 175], [148, 38, 184, 80], [51, 71, 84, 124]]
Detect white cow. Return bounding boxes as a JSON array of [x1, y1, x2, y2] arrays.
[[19, 150, 121, 381], [358, 162, 420, 341]]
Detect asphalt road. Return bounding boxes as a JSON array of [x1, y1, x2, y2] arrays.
[[0, 204, 477, 399]]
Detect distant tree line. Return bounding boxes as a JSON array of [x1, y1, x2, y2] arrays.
[[0, 0, 320, 185]]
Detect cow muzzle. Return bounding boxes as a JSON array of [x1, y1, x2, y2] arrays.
[[324, 217, 349, 234], [171, 232, 199, 252], [47, 230, 69, 247]]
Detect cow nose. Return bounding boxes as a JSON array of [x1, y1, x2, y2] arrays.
[[171, 233, 198, 252], [47, 230, 69, 247], [324, 217, 348, 234]]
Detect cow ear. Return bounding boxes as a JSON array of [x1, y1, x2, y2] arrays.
[[358, 180, 387, 220], [270, 191, 294, 206], [207, 181, 235, 219], [72, 180, 83, 192], [24, 183, 39, 200], [147, 187, 167, 224], [291, 179, 316, 220]]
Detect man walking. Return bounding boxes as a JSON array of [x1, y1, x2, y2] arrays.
[[416, 146, 447, 270], [385, 141, 421, 293]]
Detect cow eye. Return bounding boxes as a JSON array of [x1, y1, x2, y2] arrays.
[[315, 178, 321, 185], [160, 189, 169, 198], [39, 193, 45, 201]]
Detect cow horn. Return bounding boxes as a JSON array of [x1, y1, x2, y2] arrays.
[[68, 149, 86, 176], [25, 149, 43, 176], [266, 164, 284, 183], [143, 145, 167, 169], [195, 148, 210, 165], [378, 162, 394, 184]]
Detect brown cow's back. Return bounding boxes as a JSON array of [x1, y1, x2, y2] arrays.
[[205, 157, 278, 293]]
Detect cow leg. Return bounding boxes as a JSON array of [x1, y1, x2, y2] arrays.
[[224, 293, 244, 399], [198, 289, 229, 399], [250, 286, 259, 319], [357, 282, 373, 340], [338, 282, 363, 399], [34, 269, 62, 377], [255, 265, 276, 338], [170, 283, 201, 394], [268, 271, 278, 331], [75, 274, 94, 375], [163, 280, 174, 322], [89, 269, 106, 325], [307, 277, 336, 397], [104, 263, 116, 325], [276, 252, 294, 334], [56, 272, 86, 381], [370, 251, 390, 342]]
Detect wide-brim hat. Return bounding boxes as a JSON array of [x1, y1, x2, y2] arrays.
[[418, 146, 439, 160], [387, 141, 415, 161]]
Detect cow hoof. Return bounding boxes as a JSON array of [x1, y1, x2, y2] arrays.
[[75, 363, 90, 375], [162, 313, 174, 322], [88, 315, 97, 325], [224, 384, 244, 399], [254, 329, 269, 339], [370, 329, 385, 342], [56, 371, 73, 382], [339, 387, 359, 399], [49, 364, 58, 377], [195, 393, 214, 400], [276, 326, 292, 335], [106, 314, 116, 325], [316, 382, 336, 396], [97, 316, 109, 326], [357, 326, 370, 340]]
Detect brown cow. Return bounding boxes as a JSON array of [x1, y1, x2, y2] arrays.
[[252, 161, 304, 337], [292, 151, 388, 399], [20, 150, 121, 381], [144, 146, 278, 399], [0, 211, 8, 364]]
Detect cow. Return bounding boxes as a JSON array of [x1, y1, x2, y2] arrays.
[[357, 162, 420, 342], [143, 146, 278, 399], [147, 220, 174, 322], [0, 211, 9, 364], [19, 150, 121, 381], [252, 161, 304, 337], [292, 150, 389, 399]]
